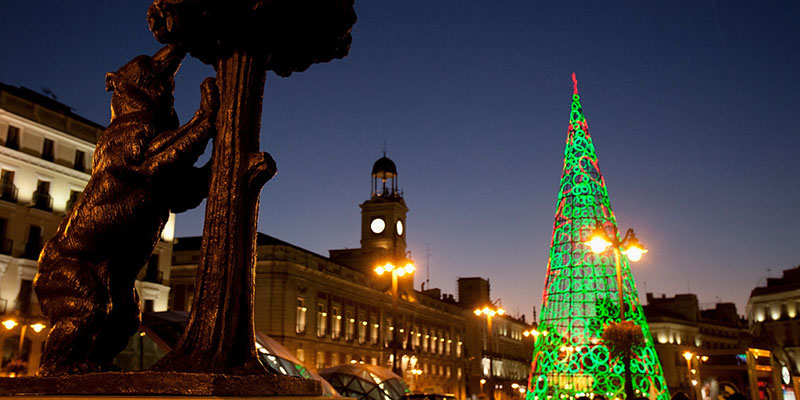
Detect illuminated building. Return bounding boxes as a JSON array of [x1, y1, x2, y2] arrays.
[[170, 155, 467, 397], [747, 265, 800, 400], [644, 293, 750, 400], [459, 277, 537, 400], [0, 82, 174, 375]]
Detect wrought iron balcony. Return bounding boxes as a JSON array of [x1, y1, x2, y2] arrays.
[[0, 183, 18, 203], [31, 190, 53, 212]]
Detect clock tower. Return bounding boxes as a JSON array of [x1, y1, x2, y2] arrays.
[[329, 154, 410, 275], [360, 154, 408, 255]]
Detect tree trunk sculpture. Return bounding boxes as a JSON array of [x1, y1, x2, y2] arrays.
[[147, 0, 356, 373]]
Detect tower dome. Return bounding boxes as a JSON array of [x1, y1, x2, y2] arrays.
[[371, 154, 399, 197], [372, 156, 397, 178]]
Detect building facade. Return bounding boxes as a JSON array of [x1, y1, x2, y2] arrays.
[[644, 293, 751, 400], [747, 265, 800, 400], [0, 83, 174, 376], [458, 277, 536, 400]]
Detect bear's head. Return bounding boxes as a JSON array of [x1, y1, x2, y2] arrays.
[[105, 44, 185, 123]]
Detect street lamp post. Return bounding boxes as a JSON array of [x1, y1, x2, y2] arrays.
[[683, 351, 705, 400], [475, 304, 505, 400], [587, 222, 647, 322], [375, 260, 415, 375], [587, 221, 647, 400], [2, 317, 47, 376]]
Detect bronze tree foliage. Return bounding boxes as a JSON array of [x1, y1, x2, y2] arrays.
[[147, 0, 355, 75]]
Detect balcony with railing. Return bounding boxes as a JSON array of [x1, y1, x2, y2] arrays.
[[31, 191, 53, 212], [0, 182, 18, 203]]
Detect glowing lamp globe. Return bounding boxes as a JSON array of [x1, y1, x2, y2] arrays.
[[588, 236, 610, 254], [404, 263, 415, 274], [624, 245, 648, 262]]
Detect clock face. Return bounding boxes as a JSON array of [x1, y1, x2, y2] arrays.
[[396, 220, 404, 235], [783, 366, 791, 384], [370, 218, 386, 234]]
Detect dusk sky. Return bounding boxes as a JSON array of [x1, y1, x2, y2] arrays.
[[2, 1, 798, 318]]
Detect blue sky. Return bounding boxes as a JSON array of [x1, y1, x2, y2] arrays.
[[2, 1, 798, 317]]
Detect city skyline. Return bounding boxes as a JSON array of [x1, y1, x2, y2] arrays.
[[2, 1, 799, 317]]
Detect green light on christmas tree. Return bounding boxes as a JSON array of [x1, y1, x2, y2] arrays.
[[527, 74, 669, 400]]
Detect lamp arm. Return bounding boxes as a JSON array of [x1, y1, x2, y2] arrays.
[[620, 228, 635, 246]]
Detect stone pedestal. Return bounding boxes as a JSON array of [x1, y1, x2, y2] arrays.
[[1, 397, 330, 400], [0, 371, 321, 397]]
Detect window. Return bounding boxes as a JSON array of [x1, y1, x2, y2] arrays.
[[17, 280, 33, 315], [5, 126, 19, 150], [456, 336, 462, 357], [0, 218, 9, 255], [171, 284, 192, 311], [0, 170, 16, 202], [345, 309, 354, 341], [331, 305, 342, 339], [145, 254, 160, 283], [358, 311, 367, 344], [74, 150, 85, 171], [384, 317, 393, 348], [413, 325, 420, 349], [296, 348, 305, 363], [296, 297, 306, 334], [32, 180, 52, 211], [446, 335, 451, 356], [42, 138, 54, 161], [401, 322, 409, 349], [316, 351, 325, 369], [67, 190, 81, 211], [23, 225, 42, 260], [370, 315, 379, 344], [331, 352, 339, 366], [316, 303, 327, 337], [423, 329, 429, 352]]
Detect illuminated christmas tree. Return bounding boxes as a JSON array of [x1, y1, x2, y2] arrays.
[[527, 74, 669, 400]]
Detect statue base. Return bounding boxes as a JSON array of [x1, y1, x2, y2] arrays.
[[0, 371, 322, 397]]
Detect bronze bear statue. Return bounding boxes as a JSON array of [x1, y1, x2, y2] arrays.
[[33, 44, 217, 376]]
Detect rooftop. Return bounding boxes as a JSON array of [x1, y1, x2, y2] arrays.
[[0, 82, 103, 143], [750, 265, 800, 298]]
